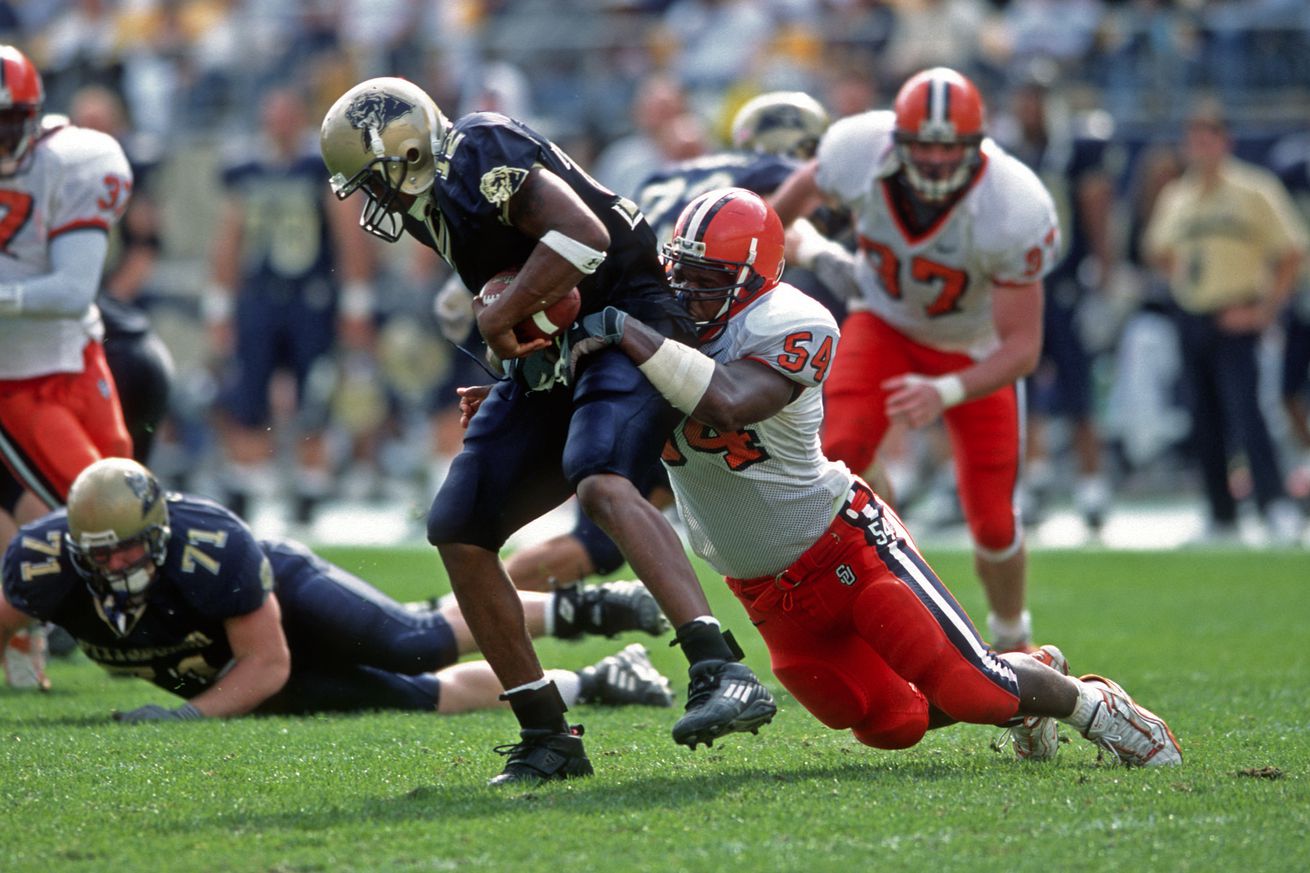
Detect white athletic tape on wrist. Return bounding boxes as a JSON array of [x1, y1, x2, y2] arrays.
[[540, 229, 606, 275], [638, 338, 715, 416], [931, 374, 966, 408]]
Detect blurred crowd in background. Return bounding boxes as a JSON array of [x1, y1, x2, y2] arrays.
[[7, 0, 1310, 541]]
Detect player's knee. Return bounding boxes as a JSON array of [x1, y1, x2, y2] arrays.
[[972, 518, 1020, 556], [574, 473, 635, 531], [852, 709, 928, 750]]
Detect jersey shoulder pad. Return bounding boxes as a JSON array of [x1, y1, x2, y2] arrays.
[[2, 511, 78, 620], [737, 285, 840, 388], [973, 144, 1060, 251], [165, 498, 271, 620], [43, 125, 132, 181], [446, 113, 542, 213], [816, 110, 894, 203]]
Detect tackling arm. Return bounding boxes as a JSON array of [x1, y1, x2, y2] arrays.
[[580, 308, 797, 431]]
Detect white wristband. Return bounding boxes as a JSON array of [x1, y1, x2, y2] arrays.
[[637, 338, 715, 415], [201, 285, 233, 324], [0, 282, 21, 315], [540, 229, 606, 275], [931, 374, 966, 408], [339, 281, 374, 319]]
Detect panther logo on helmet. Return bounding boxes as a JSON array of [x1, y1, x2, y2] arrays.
[[344, 92, 414, 147]]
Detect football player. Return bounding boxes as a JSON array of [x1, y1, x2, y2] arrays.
[[0, 458, 675, 715], [0, 45, 134, 538], [498, 91, 834, 595], [771, 67, 1061, 652], [319, 77, 775, 784], [559, 187, 1180, 766]]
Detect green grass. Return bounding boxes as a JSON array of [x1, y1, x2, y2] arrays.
[[3, 547, 1308, 872]]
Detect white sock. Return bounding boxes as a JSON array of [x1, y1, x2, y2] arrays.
[[987, 610, 1032, 649], [689, 615, 720, 628], [551, 670, 581, 707], [1061, 679, 1100, 733], [503, 677, 551, 696]]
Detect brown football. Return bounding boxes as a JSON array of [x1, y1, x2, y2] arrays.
[[476, 269, 582, 342]]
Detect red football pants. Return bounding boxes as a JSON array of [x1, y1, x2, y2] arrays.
[[822, 311, 1023, 554], [0, 341, 133, 506], [727, 481, 1021, 749]]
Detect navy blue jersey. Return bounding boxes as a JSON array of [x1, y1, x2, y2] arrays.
[[635, 151, 799, 244], [3, 495, 272, 698], [401, 112, 688, 332], [221, 152, 336, 287]]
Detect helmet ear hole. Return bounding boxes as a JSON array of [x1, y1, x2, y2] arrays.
[[405, 146, 420, 162]]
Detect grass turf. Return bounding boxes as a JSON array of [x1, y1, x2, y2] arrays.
[[2, 547, 1307, 872]]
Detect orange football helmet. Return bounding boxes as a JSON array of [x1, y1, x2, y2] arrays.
[[662, 187, 784, 338], [892, 67, 985, 202], [0, 45, 44, 177]]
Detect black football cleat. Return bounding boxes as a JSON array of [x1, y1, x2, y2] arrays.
[[671, 660, 776, 750], [554, 580, 670, 639], [489, 724, 594, 786]]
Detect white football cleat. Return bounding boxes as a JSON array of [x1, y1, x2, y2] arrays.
[[1078, 674, 1182, 767], [999, 644, 1068, 761], [3, 622, 50, 691]]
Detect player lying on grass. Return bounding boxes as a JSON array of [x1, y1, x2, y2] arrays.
[[0, 458, 673, 719], [464, 188, 1181, 766]]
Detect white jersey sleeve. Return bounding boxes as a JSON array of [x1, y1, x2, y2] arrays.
[[814, 110, 895, 209]]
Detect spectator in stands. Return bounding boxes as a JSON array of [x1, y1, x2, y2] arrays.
[[1144, 99, 1309, 545]]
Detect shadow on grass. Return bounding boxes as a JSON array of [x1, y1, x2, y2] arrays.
[[153, 757, 968, 836]]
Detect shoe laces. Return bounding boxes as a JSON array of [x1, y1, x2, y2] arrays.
[[493, 724, 584, 758]]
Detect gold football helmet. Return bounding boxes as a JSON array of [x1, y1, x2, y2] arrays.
[[320, 76, 449, 242], [65, 458, 171, 636], [730, 91, 829, 159]]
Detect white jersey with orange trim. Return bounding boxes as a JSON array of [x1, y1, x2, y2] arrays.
[[0, 122, 132, 378], [663, 283, 852, 578], [814, 110, 1060, 357]]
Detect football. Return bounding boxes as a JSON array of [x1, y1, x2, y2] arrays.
[[477, 269, 582, 343]]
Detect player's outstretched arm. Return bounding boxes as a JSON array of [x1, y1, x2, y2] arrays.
[[573, 307, 796, 431]]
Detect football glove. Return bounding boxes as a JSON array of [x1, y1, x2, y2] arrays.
[[568, 306, 627, 376], [114, 702, 204, 723]]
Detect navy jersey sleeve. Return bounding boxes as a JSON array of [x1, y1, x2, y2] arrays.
[[2, 511, 80, 621], [162, 497, 273, 622]]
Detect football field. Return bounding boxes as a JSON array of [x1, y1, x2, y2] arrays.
[[3, 546, 1307, 872]]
